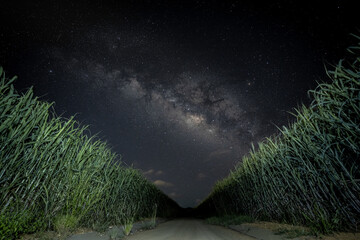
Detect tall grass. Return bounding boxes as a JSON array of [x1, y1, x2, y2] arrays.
[[0, 68, 179, 239], [197, 36, 360, 233]]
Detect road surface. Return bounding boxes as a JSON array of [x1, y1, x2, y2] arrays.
[[125, 219, 256, 240]]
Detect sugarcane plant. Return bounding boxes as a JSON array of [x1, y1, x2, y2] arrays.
[[197, 35, 360, 233], [0, 67, 179, 240]]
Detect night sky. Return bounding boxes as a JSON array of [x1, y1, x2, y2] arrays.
[[1, 0, 358, 207]]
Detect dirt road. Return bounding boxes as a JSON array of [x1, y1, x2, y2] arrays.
[[125, 219, 256, 240]]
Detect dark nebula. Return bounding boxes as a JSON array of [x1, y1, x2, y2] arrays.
[[1, 0, 358, 207]]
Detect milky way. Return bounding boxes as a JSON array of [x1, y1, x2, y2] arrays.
[[35, 25, 296, 206]]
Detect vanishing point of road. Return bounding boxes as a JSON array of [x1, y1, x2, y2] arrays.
[[125, 219, 256, 240]]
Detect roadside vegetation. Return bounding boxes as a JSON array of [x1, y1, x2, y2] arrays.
[[0, 68, 179, 240], [197, 35, 360, 234]]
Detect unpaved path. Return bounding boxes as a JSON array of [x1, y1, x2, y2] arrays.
[[125, 219, 256, 240]]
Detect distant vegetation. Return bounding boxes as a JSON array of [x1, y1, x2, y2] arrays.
[[197, 36, 360, 233], [0, 68, 179, 240]]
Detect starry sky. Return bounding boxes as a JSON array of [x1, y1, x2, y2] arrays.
[[0, 0, 358, 207]]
